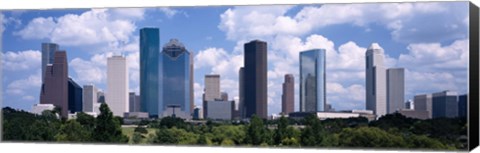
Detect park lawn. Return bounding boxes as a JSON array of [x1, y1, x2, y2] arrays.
[[122, 127, 157, 144]]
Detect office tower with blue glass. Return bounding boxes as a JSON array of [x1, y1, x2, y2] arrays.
[[41, 43, 59, 81], [243, 40, 268, 119], [68, 78, 83, 113], [432, 90, 458, 118], [366, 43, 387, 117], [140, 27, 160, 117], [159, 39, 193, 119], [299, 49, 326, 112], [458, 94, 467, 118]]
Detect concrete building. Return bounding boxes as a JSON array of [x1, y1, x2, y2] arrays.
[[432, 91, 458, 118], [140, 28, 160, 118], [366, 43, 387, 118], [97, 91, 105, 103], [289, 111, 374, 121], [159, 39, 193, 118], [387, 68, 405, 114], [129, 92, 141, 112], [414, 94, 433, 119], [282, 74, 294, 115], [107, 55, 129, 117], [458, 94, 467, 118], [83, 85, 98, 112], [68, 78, 83, 113], [40, 51, 69, 118], [205, 100, 234, 120], [32, 104, 56, 115], [397, 109, 429, 120], [300, 49, 326, 112], [41, 43, 59, 81], [243, 40, 268, 119], [204, 75, 221, 101]]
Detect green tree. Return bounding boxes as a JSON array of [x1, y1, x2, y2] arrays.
[[92, 103, 128, 143], [54, 120, 91, 142], [338, 127, 407, 148], [153, 127, 198, 145], [406, 134, 450, 150], [274, 116, 289, 145], [75, 112, 95, 130], [300, 114, 325, 146], [131, 132, 143, 144], [245, 115, 269, 145]]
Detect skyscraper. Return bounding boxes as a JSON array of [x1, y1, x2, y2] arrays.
[[204, 75, 221, 101], [41, 43, 59, 81], [365, 43, 387, 117], [239, 67, 245, 118], [83, 85, 98, 112], [129, 92, 141, 112], [300, 49, 326, 112], [68, 78, 83, 113], [159, 39, 193, 118], [243, 40, 268, 119], [414, 94, 433, 119], [282, 74, 294, 115], [140, 27, 160, 117], [40, 51, 68, 118], [432, 90, 458, 118], [107, 55, 129, 117], [386, 68, 405, 114]]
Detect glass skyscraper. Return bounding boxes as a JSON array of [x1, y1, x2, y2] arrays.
[[140, 28, 160, 117], [299, 49, 326, 112], [159, 39, 192, 118], [41, 43, 58, 81], [68, 78, 83, 113]]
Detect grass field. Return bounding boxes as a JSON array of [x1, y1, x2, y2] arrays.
[[122, 127, 157, 144]]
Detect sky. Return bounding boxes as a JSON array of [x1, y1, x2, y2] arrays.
[[1, 2, 470, 115]]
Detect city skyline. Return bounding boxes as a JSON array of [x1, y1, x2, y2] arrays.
[[1, 2, 469, 115]]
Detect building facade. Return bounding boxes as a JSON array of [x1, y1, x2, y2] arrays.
[[41, 43, 59, 81], [83, 85, 98, 112], [205, 100, 234, 120], [414, 94, 433, 119], [68, 78, 83, 113], [365, 43, 387, 117], [107, 55, 129, 117], [282, 74, 294, 115], [129, 92, 141, 112], [458, 94, 467, 118], [40, 51, 68, 118], [386, 68, 405, 114], [300, 49, 326, 112], [140, 27, 160, 117], [159, 39, 193, 118], [243, 40, 268, 119], [405, 100, 414, 110], [239, 67, 245, 118], [432, 91, 458, 118]]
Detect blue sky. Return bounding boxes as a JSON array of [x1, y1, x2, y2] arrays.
[[1, 2, 470, 115]]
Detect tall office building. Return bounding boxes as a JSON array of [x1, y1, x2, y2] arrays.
[[129, 92, 141, 112], [189, 49, 195, 114], [365, 43, 387, 117], [140, 28, 160, 117], [83, 85, 98, 112], [432, 91, 458, 118], [40, 51, 68, 118], [300, 49, 326, 112], [243, 40, 268, 119], [458, 94, 467, 118], [282, 74, 294, 115], [68, 78, 83, 113], [386, 68, 405, 114], [106, 55, 129, 117], [97, 91, 105, 103], [41, 43, 59, 81], [159, 39, 193, 118], [204, 75, 221, 101], [239, 67, 245, 118], [414, 94, 433, 118]]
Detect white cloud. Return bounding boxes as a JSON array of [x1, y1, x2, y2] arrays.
[[194, 47, 229, 69], [2, 50, 41, 71], [15, 9, 143, 52], [159, 8, 179, 19], [6, 73, 42, 95]]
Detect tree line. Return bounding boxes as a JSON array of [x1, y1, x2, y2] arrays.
[[2, 106, 467, 151]]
